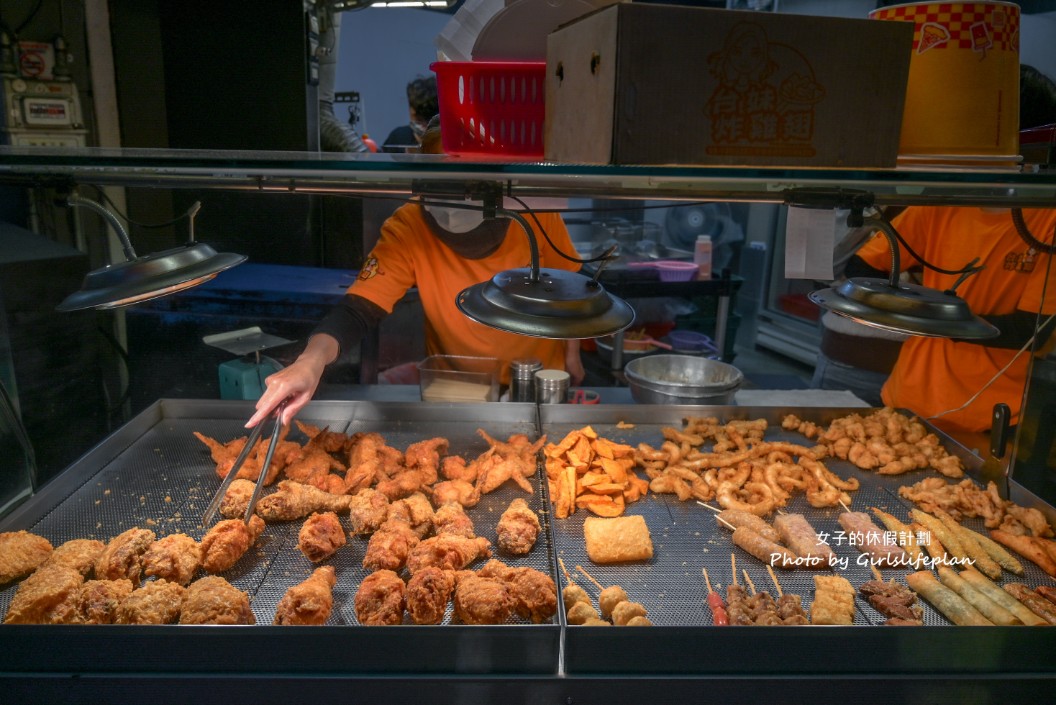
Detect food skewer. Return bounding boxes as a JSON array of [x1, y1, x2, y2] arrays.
[[576, 565, 605, 592], [702, 567, 729, 626], [742, 569, 757, 595], [577, 564, 632, 621], [766, 564, 783, 597]]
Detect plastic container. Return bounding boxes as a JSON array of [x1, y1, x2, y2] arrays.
[[624, 354, 743, 405], [430, 61, 546, 158], [418, 355, 500, 402], [694, 235, 712, 280], [665, 330, 717, 355]]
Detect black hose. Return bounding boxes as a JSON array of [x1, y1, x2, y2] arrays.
[[1011, 208, 1056, 254]]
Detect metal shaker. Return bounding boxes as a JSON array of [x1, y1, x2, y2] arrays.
[[534, 369, 571, 404], [509, 358, 543, 402]]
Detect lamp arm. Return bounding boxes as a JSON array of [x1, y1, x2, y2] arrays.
[[66, 195, 137, 261], [860, 214, 902, 288], [497, 207, 541, 281]]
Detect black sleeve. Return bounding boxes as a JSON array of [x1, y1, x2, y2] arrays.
[[843, 254, 889, 280], [970, 310, 1056, 350], [310, 294, 388, 359]]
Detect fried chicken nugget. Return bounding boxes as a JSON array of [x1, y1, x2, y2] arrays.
[[142, 533, 201, 585], [179, 576, 255, 625], [115, 580, 186, 624], [354, 569, 406, 626], [274, 566, 337, 626], [405, 566, 455, 625], [200, 515, 265, 573], [0, 530, 54, 585], [94, 528, 156, 583], [3, 565, 83, 624], [297, 512, 346, 563]]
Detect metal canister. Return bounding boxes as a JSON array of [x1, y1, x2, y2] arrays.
[[534, 369, 571, 405], [509, 358, 543, 402]]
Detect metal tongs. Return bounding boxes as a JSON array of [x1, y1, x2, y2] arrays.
[[202, 402, 286, 526]]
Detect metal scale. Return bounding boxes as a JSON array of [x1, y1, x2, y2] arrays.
[[0, 35, 87, 147], [202, 327, 292, 401]]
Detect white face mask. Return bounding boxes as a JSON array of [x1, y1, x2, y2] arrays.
[[423, 202, 485, 233]]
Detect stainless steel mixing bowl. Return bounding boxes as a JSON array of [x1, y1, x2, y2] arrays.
[[624, 354, 743, 405]]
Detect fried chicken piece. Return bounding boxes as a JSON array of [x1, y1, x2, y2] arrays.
[[273, 566, 337, 625], [95, 528, 156, 583], [40, 538, 105, 577], [347, 432, 404, 479], [295, 421, 353, 454], [0, 530, 54, 585], [478, 429, 546, 470], [3, 565, 83, 624], [142, 533, 201, 585], [377, 469, 428, 502], [405, 534, 491, 575], [441, 455, 477, 483], [496, 498, 540, 555], [200, 515, 265, 573], [362, 519, 420, 572], [179, 576, 255, 625], [430, 479, 481, 508], [405, 566, 455, 625], [344, 457, 381, 495], [219, 478, 256, 519], [298, 512, 346, 562], [347, 488, 390, 535], [478, 559, 557, 623], [115, 580, 185, 624], [283, 430, 347, 490], [404, 437, 449, 485], [433, 501, 476, 538], [386, 492, 435, 538], [354, 569, 406, 626], [453, 574, 514, 625], [76, 578, 135, 624], [255, 480, 353, 522], [475, 451, 535, 495], [194, 430, 290, 485]]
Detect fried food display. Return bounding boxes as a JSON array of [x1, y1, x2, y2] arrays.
[[478, 559, 557, 624], [115, 580, 185, 624], [179, 576, 255, 625], [76, 578, 135, 624], [583, 515, 653, 564], [810, 574, 856, 625], [354, 569, 406, 626], [405, 534, 491, 575], [453, 574, 514, 625], [297, 511, 346, 563], [3, 565, 83, 624], [94, 528, 156, 583], [273, 566, 337, 625], [958, 568, 1047, 626], [496, 498, 540, 555], [906, 570, 992, 626], [785, 407, 964, 478], [405, 566, 455, 625], [0, 530, 53, 585], [255, 480, 353, 522], [545, 426, 645, 518], [200, 516, 265, 573], [142, 533, 201, 586]]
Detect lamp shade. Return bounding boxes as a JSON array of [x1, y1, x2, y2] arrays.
[[809, 277, 1000, 339], [457, 267, 635, 339], [56, 242, 246, 312]]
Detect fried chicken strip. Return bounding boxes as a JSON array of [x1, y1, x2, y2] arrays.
[[200, 515, 265, 573], [274, 566, 337, 625], [496, 498, 540, 555], [179, 576, 255, 625]]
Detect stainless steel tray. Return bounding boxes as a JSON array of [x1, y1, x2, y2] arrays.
[[0, 399, 558, 676], [539, 404, 1056, 675]]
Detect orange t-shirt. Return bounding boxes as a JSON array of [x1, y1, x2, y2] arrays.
[[348, 204, 581, 384], [856, 207, 1056, 433]]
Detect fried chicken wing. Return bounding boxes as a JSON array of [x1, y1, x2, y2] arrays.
[[441, 455, 477, 483], [298, 512, 346, 562], [3, 565, 83, 624], [283, 429, 348, 490], [115, 579, 185, 624], [478, 559, 557, 624], [40, 538, 105, 577], [453, 574, 514, 625], [255, 480, 353, 522], [94, 528, 156, 583], [362, 519, 420, 572], [274, 566, 337, 625], [0, 530, 54, 585], [404, 437, 449, 485], [200, 515, 265, 573], [179, 576, 255, 625], [347, 488, 390, 535], [376, 469, 428, 501], [220, 478, 256, 519], [295, 420, 354, 454], [475, 452, 535, 495], [405, 534, 491, 575], [496, 498, 540, 555], [194, 430, 290, 485], [76, 578, 135, 624], [354, 569, 406, 626], [405, 566, 455, 625], [433, 501, 476, 538], [430, 480, 481, 508], [142, 533, 201, 585], [386, 492, 435, 538]]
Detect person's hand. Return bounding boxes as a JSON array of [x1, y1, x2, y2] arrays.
[[565, 339, 586, 386], [246, 335, 338, 428]]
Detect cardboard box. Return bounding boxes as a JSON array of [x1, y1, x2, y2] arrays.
[[545, 4, 913, 167]]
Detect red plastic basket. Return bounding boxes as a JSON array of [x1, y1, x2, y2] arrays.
[[430, 61, 546, 158]]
